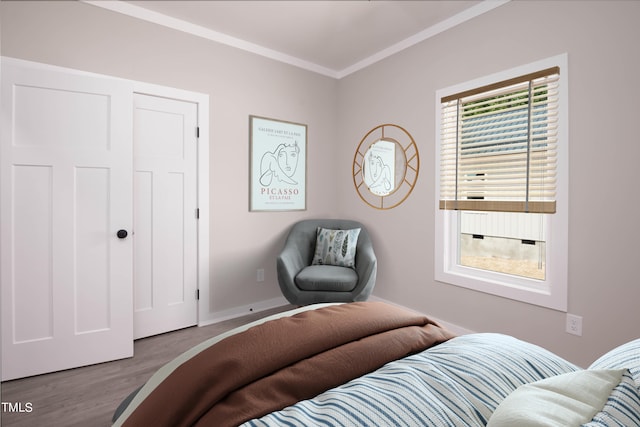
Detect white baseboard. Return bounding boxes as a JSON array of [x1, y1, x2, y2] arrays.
[[198, 294, 476, 336], [198, 296, 290, 327], [369, 295, 476, 336]]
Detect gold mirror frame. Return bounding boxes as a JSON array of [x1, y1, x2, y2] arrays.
[[353, 124, 419, 209]]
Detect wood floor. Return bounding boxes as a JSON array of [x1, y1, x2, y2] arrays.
[[1, 305, 294, 427]]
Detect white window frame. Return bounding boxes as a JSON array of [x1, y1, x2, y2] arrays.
[[434, 54, 569, 312]]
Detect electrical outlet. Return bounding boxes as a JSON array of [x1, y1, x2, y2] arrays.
[[566, 314, 583, 336], [256, 268, 265, 282]]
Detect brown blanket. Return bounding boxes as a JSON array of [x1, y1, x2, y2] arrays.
[[120, 302, 455, 427]]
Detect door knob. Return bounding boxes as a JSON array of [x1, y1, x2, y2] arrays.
[[117, 229, 128, 239]]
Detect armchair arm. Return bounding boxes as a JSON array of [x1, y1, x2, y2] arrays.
[[352, 243, 377, 301], [277, 244, 307, 303]]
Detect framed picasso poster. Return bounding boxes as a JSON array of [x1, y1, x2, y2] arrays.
[[249, 115, 307, 211]]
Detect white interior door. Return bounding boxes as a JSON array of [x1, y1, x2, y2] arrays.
[[1, 59, 134, 381], [133, 93, 199, 339]]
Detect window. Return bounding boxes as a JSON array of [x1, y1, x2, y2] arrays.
[[435, 55, 568, 311]]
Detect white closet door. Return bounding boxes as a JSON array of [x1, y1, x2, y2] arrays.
[[1, 59, 134, 380], [133, 93, 198, 339]]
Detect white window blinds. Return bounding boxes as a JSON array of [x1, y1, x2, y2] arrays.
[[439, 67, 559, 214]]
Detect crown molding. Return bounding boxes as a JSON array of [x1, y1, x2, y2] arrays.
[[83, 0, 510, 80]]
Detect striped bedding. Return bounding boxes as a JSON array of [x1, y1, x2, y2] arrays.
[[113, 303, 640, 426], [590, 338, 640, 385], [586, 338, 640, 427], [242, 333, 581, 427]]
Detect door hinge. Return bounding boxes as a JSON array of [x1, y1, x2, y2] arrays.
[[196, 289, 200, 300], [196, 208, 200, 219], [196, 127, 200, 138]]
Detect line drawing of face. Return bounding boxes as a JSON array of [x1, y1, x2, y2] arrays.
[[278, 143, 299, 177], [259, 141, 300, 186], [365, 153, 392, 195], [369, 155, 383, 180]]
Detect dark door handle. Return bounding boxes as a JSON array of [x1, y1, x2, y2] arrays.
[[117, 229, 128, 239]]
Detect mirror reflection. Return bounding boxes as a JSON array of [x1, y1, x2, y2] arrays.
[[363, 139, 406, 196]]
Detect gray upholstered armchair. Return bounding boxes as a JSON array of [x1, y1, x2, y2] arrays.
[[277, 219, 377, 305]]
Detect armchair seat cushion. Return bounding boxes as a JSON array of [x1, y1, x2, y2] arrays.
[[295, 265, 358, 292]]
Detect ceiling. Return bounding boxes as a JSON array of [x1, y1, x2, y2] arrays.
[[90, 1, 508, 78]]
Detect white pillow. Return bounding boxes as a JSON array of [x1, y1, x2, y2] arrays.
[[487, 369, 626, 427]]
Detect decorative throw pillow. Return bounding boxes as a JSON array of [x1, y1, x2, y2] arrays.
[[312, 227, 360, 268], [487, 369, 627, 427]]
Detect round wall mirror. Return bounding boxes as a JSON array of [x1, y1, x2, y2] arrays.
[[353, 124, 419, 209]]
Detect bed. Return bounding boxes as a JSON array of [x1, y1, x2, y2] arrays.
[[112, 302, 640, 426]]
